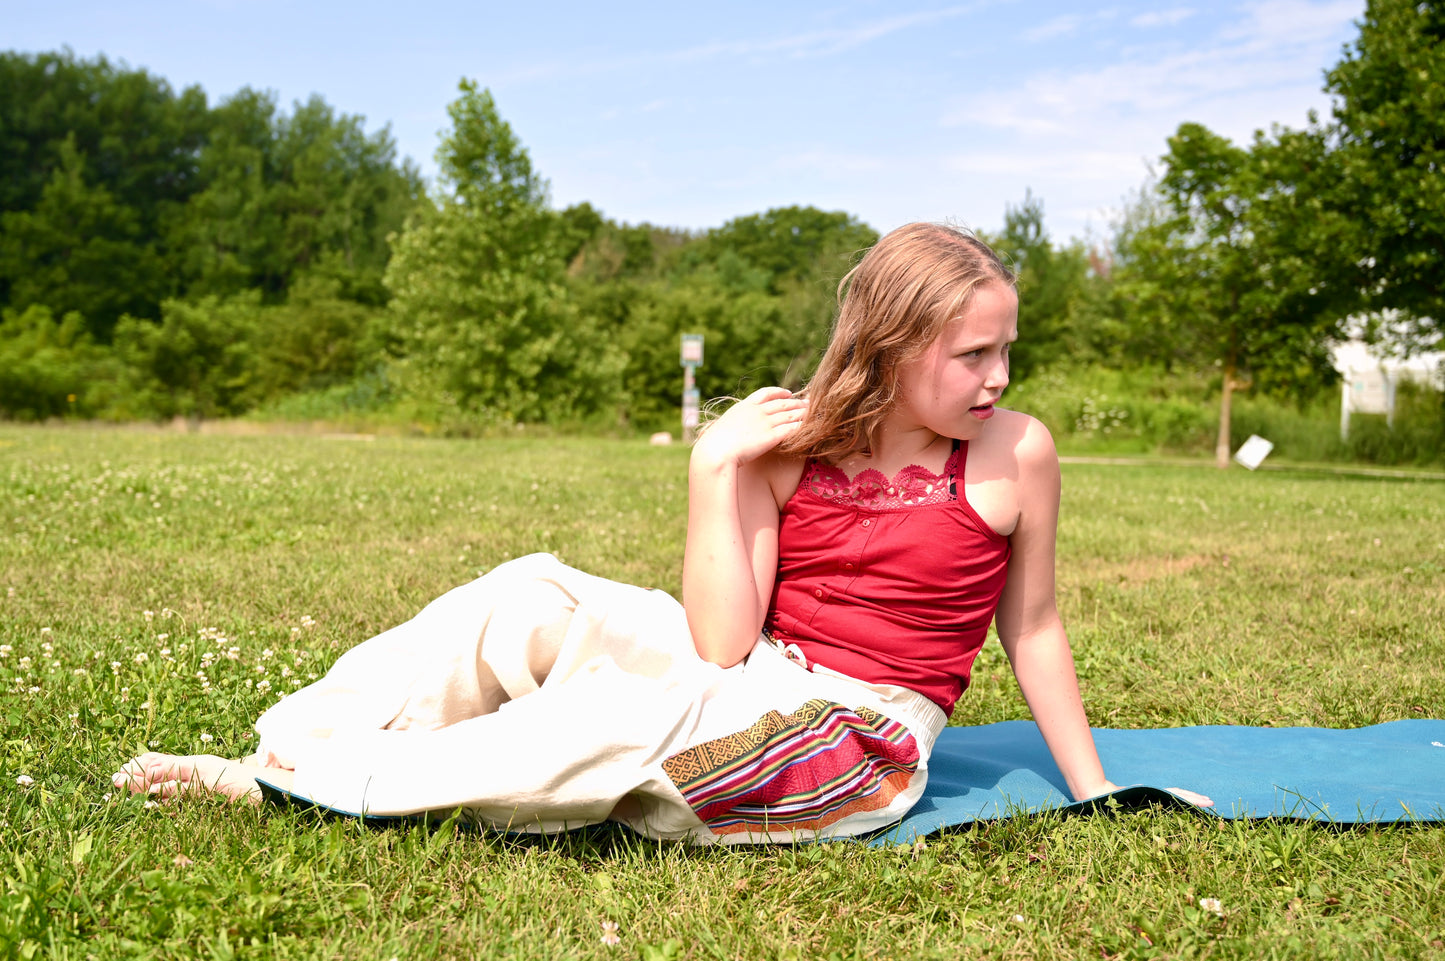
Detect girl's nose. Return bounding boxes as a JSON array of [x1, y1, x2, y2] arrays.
[[985, 355, 1010, 391]]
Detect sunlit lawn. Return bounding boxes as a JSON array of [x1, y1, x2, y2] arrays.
[[3, 426, 1443, 959]]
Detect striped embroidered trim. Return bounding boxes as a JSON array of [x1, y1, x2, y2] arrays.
[[662, 699, 920, 836]]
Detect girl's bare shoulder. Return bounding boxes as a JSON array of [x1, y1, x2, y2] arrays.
[[979, 408, 1059, 470], [750, 449, 808, 510]]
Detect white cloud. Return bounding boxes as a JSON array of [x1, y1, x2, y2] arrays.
[[1220, 0, 1361, 45], [1024, 14, 1087, 42], [496, 3, 992, 85], [934, 0, 1361, 239], [1023, 8, 1121, 42], [1130, 7, 1197, 28], [945, 1, 1358, 137]]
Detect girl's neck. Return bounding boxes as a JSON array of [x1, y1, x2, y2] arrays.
[[834, 429, 952, 479]]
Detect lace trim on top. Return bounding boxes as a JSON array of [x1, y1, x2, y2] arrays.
[[802, 446, 960, 509]]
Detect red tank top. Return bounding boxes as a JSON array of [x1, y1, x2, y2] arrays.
[[765, 442, 1011, 715]]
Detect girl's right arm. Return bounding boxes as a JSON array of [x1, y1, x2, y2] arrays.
[[683, 387, 807, 667]]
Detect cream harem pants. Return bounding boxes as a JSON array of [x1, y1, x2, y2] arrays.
[[253, 554, 945, 844]]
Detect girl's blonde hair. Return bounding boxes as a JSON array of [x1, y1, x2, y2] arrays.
[[780, 222, 1016, 462]]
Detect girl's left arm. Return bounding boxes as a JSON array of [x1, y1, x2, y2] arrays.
[[993, 419, 1114, 801], [994, 419, 1212, 807]]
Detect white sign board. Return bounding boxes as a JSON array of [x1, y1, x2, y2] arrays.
[[1233, 434, 1274, 471], [680, 334, 704, 367], [1347, 368, 1392, 415]]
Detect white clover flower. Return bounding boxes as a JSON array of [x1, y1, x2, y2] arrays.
[[16, 775, 35, 787], [133, 652, 149, 664], [143, 611, 155, 622], [1198, 898, 1223, 917], [199, 733, 214, 743], [600, 921, 621, 946]]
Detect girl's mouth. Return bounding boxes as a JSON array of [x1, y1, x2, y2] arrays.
[[969, 404, 995, 420]]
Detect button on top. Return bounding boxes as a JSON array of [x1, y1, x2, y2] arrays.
[[813, 588, 824, 598], [843, 562, 855, 571], [861, 518, 872, 527]]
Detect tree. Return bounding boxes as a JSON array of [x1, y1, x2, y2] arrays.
[[111, 296, 264, 420], [172, 89, 421, 303], [1125, 122, 1348, 466], [0, 137, 168, 339], [695, 206, 876, 294], [983, 192, 1089, 380], [1326, 0, 1445, 349], [384, 82, 619, 425], [0, 305, 108, 420]]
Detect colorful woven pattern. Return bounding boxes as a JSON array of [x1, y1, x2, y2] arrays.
[[663, 699, 920, 836]]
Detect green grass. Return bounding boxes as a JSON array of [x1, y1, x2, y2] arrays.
[[3, 426, 1443, 959]]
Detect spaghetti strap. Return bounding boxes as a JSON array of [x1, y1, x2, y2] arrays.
[[949, 438, 966, 498]]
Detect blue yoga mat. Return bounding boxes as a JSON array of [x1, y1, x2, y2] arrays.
[[259, 720, 1445, 840], [869, 719, 1445, 846]]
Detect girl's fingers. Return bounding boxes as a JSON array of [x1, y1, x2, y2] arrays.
[[1167, 787, 1214, 807]]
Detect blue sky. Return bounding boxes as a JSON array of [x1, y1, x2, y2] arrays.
[[6, 0, 1363, 243]]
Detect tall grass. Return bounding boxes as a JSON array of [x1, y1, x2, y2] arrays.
[[1010, 365, 1445, 467], [2, 427, 1442, 959]]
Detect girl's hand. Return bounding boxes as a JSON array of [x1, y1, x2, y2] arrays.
[[1087, 780, 1213, 808], [1166, 787, 1214, 807], [692, 387, 808, 469]]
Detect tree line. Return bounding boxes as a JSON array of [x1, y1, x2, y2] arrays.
[[2, 0, 1441, 453]]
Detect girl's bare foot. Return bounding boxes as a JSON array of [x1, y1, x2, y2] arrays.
[[113, 752, 266, 803]]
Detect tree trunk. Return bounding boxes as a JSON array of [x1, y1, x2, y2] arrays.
[[1215, 361, 1234, 469]]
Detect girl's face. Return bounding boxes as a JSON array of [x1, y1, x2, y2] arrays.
[[887, 282, 1018, 442]]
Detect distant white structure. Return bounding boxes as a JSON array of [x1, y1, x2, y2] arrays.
[[1332, 338, 1444, 440]]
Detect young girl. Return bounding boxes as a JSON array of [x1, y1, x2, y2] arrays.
[[116, 222, 1209, 841]]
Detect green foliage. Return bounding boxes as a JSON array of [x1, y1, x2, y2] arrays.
[[1011, 363, 1445, 466], [0, 137, 169, 340], [0, 305, 110, 419], [1114, 122, 1353, 465], [694, 206, 876, 294], [983, 191, 1092, 381], [1326, 0, 1445, 348], [172, 89, 421, 305], [0, 49, 209, 238], [0, 50, 419, 344], [110, 296, 265, 419], [385, 82, 621, 427]]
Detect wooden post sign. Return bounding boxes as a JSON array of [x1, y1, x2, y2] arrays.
[[680, 334, 704, 442]]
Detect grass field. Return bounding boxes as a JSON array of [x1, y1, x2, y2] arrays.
[[3, 426, 1443, 960]]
